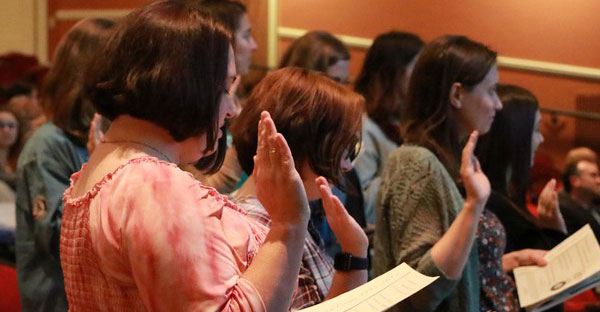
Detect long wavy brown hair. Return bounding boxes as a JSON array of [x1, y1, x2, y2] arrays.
[[41, 18, 115, 146], [402, 35, 497, 179]]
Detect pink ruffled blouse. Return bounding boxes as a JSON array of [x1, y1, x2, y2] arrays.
[[60, 157, 268, 311]]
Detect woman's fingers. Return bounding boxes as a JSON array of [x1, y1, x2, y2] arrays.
[[547, 179, 556, 191], [520, 249, 548, 267], [316, 178, 347, 220], [259, 112, 279, 165], [256, 113, 268, 165], [461, 131, 479, 172], [317, 177, 335, 210], [473, 154, 482, 173], [539, 179, 558, 213], [274, 133, 295, 171], [503, 249, 547, 272], [316, 176, 368, 257]]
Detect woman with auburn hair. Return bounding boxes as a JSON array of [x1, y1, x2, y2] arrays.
[[353, 31, 424, 226], [373, 35, 548, 312], [14, 17, 115, 312], [231, 67, 368, 309], [204, 30, 352, 199], [60, 1, 318, 311], [279, 30, 366, 256]]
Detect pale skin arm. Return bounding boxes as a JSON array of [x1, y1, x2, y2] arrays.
[[241, 112, 309, 312], [430, 131, 490, 279], [316, 177, 368, 299]]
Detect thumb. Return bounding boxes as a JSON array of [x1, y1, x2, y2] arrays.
[[547, 179, 556, 191]]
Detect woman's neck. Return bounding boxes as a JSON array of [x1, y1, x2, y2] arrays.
[[0, 148, 8, 164], [0, 148, 10, 172], [457, 123, 471, 144], [102, 115, 182, 164]]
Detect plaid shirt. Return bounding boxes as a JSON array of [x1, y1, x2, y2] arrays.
[[234, 196, 334, 310]]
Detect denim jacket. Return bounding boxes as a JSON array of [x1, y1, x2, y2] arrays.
[[15, 122, 88, 312]]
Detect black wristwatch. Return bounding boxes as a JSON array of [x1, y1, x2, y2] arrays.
[[334, 252, 369, 271]]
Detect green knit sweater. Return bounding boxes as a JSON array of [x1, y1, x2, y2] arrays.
[[373, 145, 480, 312]]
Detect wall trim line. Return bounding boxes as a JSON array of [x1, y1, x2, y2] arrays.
[[278, 26, 600, 81]]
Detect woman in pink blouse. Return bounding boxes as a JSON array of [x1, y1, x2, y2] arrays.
[[60, 1, 314, 311]]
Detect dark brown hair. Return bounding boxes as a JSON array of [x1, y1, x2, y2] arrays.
[[354, 31, 424, 144], [200, 0, 247, 34], [41, 18, 116, 145], [402, 35, 497, 179], [231, 67, 363, 184], [477, 84, 539, 208], [84, 1, 232, 172], [279, 31, 350, 76]]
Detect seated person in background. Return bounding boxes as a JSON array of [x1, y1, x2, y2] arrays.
[[476, 84, 567, 253], [475, 84, 567, 312], [559, 159, 600, 238], [0, 53, 48, 140], [0, 108, 20, 263], [0, 107, 23, 195], [15, 17, 115, 311], [231, 67, 368, 309], [353, 31, 424, 229]]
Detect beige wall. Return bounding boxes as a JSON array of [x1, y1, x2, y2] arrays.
[[276, 0, 600, 169], [0, 0, 37, 57]]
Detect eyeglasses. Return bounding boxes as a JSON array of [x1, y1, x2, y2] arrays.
[[0, 122, 17, 130], [224, 76, 239, 96]]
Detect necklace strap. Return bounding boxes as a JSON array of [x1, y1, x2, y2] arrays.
[[100, 139, 173, 163]]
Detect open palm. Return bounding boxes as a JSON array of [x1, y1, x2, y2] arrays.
[[460, 131, 491, 208]]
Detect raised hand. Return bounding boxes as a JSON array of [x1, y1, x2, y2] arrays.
[[537, 179, 567, 233], [316, 177, 368, 257], [253, 111, 309, 227], [460, 131, 491, 209], [502, 249, 547, 273]]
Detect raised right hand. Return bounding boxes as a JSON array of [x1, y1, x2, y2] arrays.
[[537, 179, 567, 233], [460, 131, 490, 209], [253, 111, 309, 226], [316, 177, 368, 257]]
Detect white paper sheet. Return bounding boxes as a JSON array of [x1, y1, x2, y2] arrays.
[[514, 224, 600, 311], [299, 263, 438, 312]]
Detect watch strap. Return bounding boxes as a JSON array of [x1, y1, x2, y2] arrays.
[[334, 252, 369, 271]]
